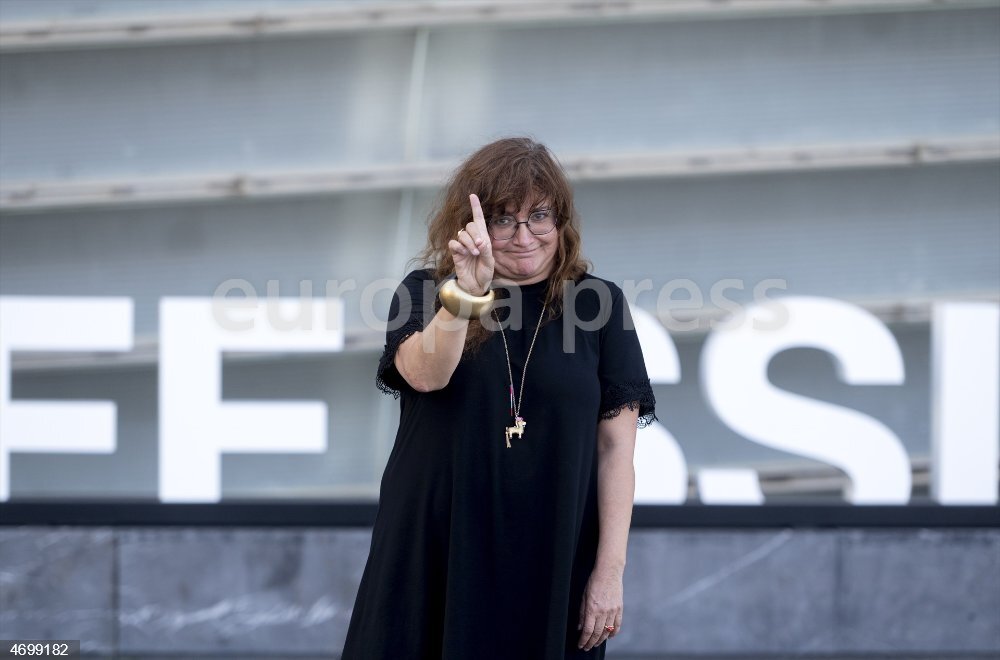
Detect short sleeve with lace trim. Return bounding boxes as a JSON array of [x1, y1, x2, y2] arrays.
[[597, 284, 657, 429], [376, 268, 437, 398]]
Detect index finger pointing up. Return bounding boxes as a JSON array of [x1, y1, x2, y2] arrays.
[[469, 193, 488, 236]]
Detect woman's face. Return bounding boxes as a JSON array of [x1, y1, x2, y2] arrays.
[[489, 196, 560, 286]]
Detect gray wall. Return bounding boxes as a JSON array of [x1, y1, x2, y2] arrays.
[[2, 526, 998, 657], [2, 2, 998, 502]]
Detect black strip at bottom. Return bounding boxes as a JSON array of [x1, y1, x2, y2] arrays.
[[1, 501, 997, 528]]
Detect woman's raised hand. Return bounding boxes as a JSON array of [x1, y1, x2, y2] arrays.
[[447, 194, 495, 296]]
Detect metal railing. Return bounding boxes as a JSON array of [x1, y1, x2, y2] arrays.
[[2, 0, 997, 53]]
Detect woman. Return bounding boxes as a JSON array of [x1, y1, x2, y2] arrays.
[[342, 137, 656, 659]]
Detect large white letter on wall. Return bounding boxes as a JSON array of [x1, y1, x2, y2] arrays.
[[701, 296, 910, 504], [159, 297, 344, 502], [931, 302, 999, 504], [0, 297, 134, 501], [631, 306, 688, 504]]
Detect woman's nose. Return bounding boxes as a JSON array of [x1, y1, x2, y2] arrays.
[[512, 223, 535, 245]]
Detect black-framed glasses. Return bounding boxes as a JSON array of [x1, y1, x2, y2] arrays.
[[486, 208, 558, 240]]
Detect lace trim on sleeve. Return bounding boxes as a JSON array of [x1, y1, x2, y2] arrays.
[[599, 378, 658, 429], [375, 315, 426, 399]]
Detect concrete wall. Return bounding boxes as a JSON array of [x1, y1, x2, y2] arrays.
[[2, 526, 997, 658], [3, 4, 999, 505]]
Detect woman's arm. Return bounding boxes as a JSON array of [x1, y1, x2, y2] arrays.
[[394, 305, 471, 392], [397, 193, 493, 393], [595, 407, 639, 574], [577, 406, 638, 651]]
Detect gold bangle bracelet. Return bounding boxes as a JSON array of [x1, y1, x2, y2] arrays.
[[438, 279, 496, 319]]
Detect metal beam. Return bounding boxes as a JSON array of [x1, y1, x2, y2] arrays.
[[2, 136, 997, 214], [1, 0, 997, 53]]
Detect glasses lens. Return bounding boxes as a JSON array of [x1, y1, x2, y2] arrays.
[[528, 212, 556, 235], [488, 218, 516, 240]]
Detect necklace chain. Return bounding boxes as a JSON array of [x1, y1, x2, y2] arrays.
[[493, 301, 547, 420]]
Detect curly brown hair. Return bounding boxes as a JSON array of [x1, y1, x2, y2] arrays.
[[410, 137, 592, 353]]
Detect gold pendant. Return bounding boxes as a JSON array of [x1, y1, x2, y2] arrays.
[[504, 416, 526, 448]]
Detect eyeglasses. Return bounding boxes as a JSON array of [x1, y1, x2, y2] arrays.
[[486, 208, 558, 240]]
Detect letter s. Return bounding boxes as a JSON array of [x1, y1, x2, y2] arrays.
[[701, 296, 910, 504]]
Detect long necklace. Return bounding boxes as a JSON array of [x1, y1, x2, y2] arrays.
[[493, 300, 547, 448]]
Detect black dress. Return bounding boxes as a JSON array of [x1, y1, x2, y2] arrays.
[[342, 268, 656, 660]]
